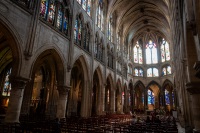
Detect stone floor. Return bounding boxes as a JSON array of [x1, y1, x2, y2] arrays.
[[177, 122, 185, 133]]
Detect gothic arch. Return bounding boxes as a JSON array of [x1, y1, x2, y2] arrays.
[[162, 79, 173, 89], [72, 55, 90, 82], [106, 74, 114, 89], [93, 66, 103, 85], [133, 80, 145, 91], [0, 16, 23, 77], [146, 80, 161, 90], [25, 48, 65, 116]]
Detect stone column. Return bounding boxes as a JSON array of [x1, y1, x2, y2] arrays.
[[56, 85, 70, 119], [186, 82, 200, 133], [5, 77, 29, 123]]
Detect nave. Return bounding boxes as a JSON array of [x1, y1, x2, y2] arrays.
[[0, 112, 179, 133]]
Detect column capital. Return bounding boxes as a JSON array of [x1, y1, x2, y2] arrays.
[[10, 76, 30, 89], [186, 82, 200, 94], [57, 85, 71, 95]]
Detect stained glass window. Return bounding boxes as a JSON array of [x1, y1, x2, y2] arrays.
[[134, 67, 143, 77], [82, 0, 86, 10], [146, 40, 158, 64], [108, 20, 113, 42], [134, 42, 143, 64], [165, 90, 170, 105], [162, 67, 167, 76], [172, 91, 175, 107], [147, 68, 159, 77], [87, 0, 91, 16], [84, 25, 90, 51], [135, 68, 139, 76], [148, 89, 154, 104], [162, 65, 171, 76], [56, 5, 63, 30], [142, 93, 144, 105], [63, 10, 69, 35], [153, 68, 159, 77], [128, 65, 132, 74], [74, 19, 78, 41], [96, 0, 103, 30], [167, 66, 171, 74], [161, 38, 170, 62], [77, 0, 81, 4], [48, 0, 55, 24], [40, 0, 49, 19], [117, 34, 120, 51], [2, 69, 12, 96], [74, 15, 82, 45], [147, 68, 152, 77]]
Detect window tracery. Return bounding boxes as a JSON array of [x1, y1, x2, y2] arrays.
[[77, 0, 91, 16], [134, 41, 143, 64], [161, 39, 170, 62], [147, 68, 159, 77], [146, 40, 158, 64], [40, 0, 70, 36]]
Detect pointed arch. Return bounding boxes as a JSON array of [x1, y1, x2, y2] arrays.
[[146, 80, 161, 90], [93, 66, 103, 86], [72, 54, 90, 82], [30, 48, 65, 86], [162, 79, 173, 89], [106, 74, 114, 89], [0, 16, 23, 78]]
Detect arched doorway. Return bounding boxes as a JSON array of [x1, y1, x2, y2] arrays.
[[26, 49, 64, 119], [133, 83, 145, 113], [105, 76, 112, 114], [67, 56, 89, 117], [68, 61, 83, 117], [123, 84, 128, 113], [92, 70, 100, 116], [0, 47, 12, 116], [129, 82, 134, 112], [163, 80, 176, 111], [115, 80, 122, 113], [146, 81, 161, 110], [0, 22, 21, 120]]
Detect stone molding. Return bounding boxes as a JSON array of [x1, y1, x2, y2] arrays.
[[57, 85, 71, 95], [10, 76, 30, 89], [194, 61, 200, 78], [186, 82, 200, 94]]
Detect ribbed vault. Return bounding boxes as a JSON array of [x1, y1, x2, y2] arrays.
[[107, 0, 171, 44]]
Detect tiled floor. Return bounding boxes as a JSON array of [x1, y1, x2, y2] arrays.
[[177, 122, 185, 133]]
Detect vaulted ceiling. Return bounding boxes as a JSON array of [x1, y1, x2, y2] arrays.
[[107, 0, 171, 45]]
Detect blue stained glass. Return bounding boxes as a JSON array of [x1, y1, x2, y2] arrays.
[[82, 0, 86, 10], [172, 91, 175, 107], [148, 90, 154, 104], [63, 15, 68, 34], [165, 90, 170, 105], [57, 7, 63, 30], [139, 68, 143, 77], [87, 0, 91, 16], [2, 69, 12, 96], [74, 19, 78, 41]]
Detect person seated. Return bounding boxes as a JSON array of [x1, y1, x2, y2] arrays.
[[132, 111, 137, 118], [154, 115, 161, 124], [145, 116, 152, 123]]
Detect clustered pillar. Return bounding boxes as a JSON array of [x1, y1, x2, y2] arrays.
[[5, 77, 29, 123]]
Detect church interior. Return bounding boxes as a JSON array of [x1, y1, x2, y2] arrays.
[[0, 0, 200, 132]]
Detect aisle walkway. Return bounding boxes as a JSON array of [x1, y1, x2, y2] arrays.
[[177, 122, 185, 133]]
